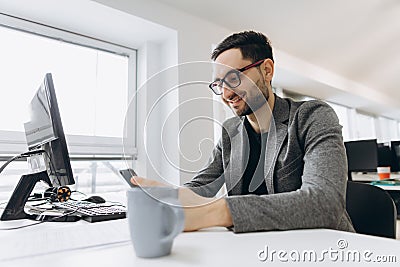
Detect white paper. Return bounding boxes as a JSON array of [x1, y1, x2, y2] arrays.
[[0, 219, 131, 261]]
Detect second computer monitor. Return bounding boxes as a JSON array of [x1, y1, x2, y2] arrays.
[[344, 139, 378, 173], [377, 143, 393, 167], [390, 141, 400, 172]]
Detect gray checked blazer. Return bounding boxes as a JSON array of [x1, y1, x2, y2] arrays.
[[184, 95, 355, 233]]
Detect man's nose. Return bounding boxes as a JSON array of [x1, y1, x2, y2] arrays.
[[222, 86, 235, 101]]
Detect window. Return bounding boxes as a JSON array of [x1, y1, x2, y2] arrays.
[[388, 119, 399, 140], [398, 122, 400, 139], [266, 90, 400, 145], [375, 117, 399, 143], [355, 113, 376, 140], [0, 14, 137, 198], [0, 21, 136, 157], [326, 102, 351, 141]]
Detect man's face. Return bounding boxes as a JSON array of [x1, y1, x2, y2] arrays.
[[213, 49, 270, 116]]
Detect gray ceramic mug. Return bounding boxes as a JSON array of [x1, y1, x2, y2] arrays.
[[127, 187, 185, 258]]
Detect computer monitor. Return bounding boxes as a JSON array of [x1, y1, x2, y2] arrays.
[[1, 73, 75, 221], [377, 143, 393, 167], [24, 73, 75, 186], [390, 141, 400, 172], [344, 139, 378, 173]]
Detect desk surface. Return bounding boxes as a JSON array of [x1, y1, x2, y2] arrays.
[[1, 218, 400, 267], [1, 192, 400, 266]]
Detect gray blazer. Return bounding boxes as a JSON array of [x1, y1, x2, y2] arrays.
[[184, 95, 355, 233]]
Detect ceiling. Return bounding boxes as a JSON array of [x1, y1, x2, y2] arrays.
[[158, 0, 400, 119]]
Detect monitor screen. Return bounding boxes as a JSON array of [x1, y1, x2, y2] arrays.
[[24, 85, 57, 147], [377, 144, 393, 167], [24, 73, 75, 186], [390, 141, 400, 172], [344, 139, 378, 172]]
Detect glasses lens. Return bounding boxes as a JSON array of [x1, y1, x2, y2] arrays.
[[210, 80, 222, 94], [224, 71, 240, 88], [209, 70, 241, 95]]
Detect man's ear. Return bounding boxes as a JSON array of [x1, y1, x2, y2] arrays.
[[261, 58, 274, 83]]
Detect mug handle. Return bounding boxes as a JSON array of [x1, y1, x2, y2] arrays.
[[161, 199, 185, 243]]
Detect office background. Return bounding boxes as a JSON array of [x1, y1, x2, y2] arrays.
[[1, 0, 400, 200]]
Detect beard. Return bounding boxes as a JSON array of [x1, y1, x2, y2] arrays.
[[232, 78, 269, 117]]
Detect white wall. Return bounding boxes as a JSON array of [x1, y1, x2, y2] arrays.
[[93, 0, 232, 184]]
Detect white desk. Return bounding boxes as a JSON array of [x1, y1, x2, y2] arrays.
[[1, 218, 400, 267]]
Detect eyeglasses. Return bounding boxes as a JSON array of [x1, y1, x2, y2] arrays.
[[209, 59, 265, 95]]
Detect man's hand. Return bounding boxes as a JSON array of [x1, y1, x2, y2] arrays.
[[128, 176, 233, 231], [180, 187, 233, 231], [130, 176, 169, 187]]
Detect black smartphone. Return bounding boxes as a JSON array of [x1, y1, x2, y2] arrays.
[[119, 168, 138, 187]]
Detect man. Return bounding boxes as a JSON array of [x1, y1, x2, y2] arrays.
[[132, 31, 354, 233]]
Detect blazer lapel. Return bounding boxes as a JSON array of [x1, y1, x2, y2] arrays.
[[264, 121, 288, 194], [264, 95, 289, 194], [225, 120, 249, 195]]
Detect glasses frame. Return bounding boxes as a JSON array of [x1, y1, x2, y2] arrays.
[[209, 59, 265, 95]]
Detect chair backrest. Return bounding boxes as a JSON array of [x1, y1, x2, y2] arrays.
[[346, 181, 397, 239]]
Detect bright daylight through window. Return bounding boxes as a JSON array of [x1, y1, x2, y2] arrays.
[[0, 25, 130, 143], [0, 22, 136, 197]]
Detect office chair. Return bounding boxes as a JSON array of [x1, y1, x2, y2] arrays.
[[346, 181, 397, 239]]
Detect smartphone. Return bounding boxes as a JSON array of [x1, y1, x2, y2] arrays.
[[119, 168, 138, 187]]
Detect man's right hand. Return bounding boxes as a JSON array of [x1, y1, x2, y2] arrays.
[[130, 176, 170, 187]]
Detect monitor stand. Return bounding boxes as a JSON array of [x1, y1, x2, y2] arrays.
[[1, 170, 52, 221]]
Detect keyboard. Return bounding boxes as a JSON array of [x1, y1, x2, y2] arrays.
[[53, 201, 126, 223]]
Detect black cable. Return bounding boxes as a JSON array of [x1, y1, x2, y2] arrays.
[[26, 200, 54, 211], [0, 149, 46, 175], [68, 191, 87, 201], [0, 149, 63, 187], [63, 198, 126, 209], [27, 199, 50, 204], [103, 201, 126, 208], [20, 149, 46, 157], [30, 202, 50, 207], [0, 207, 80, 230], [81, 204, 126, 209], [0, 155, 23, 174]]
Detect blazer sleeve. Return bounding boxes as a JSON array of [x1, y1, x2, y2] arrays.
[[183, 138, 225, 197], [225, 101, 351, 233]]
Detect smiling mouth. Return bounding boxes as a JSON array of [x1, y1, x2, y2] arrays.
[[228, 94, 245, 105]]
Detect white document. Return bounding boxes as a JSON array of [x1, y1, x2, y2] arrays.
[[0, 219, 131, 261]]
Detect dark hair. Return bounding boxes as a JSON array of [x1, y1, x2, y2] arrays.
[[211, 31, 274, 63]]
